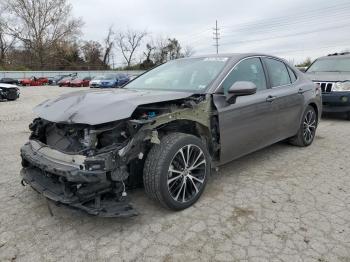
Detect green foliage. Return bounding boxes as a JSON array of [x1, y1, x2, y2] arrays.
[[296, 57, 312, 67]]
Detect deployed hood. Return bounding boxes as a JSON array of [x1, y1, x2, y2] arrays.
[[34, 88, 194, 125], [306, 71, 350, 82]]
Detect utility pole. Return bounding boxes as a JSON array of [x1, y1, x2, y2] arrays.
[[213, 20, 220, 54]]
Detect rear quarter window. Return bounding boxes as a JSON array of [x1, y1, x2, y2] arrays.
[[287, 67, 297, 83]]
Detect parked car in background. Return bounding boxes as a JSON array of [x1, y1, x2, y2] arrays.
[[58, 76, 77, 87], [70, 76, 92, 87], [0, 78, 19, 85], [50, 75, 70, 85], [305, 52, 350, 120], [19, 77, 49, 86], [90, 73, 130, 88], [0, 83, 20, 101], [20, 53, 321, 217]]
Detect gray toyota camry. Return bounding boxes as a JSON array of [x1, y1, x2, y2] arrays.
[[20, 53, 322, 217]]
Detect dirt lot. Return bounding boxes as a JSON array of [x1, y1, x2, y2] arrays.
[[0, 86, 349, 262]]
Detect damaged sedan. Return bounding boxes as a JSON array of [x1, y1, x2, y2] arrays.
[[0, 83, 20, 101], [20, 54, 322, 217]]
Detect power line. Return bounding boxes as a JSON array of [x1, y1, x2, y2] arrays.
[[213, 20, 220, 54], [181, 2, 350, 46], [219, 23, 350, 47]]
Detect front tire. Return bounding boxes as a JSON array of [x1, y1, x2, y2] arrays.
[[289, 106, 317, 147], [143, 133, 210, 210]]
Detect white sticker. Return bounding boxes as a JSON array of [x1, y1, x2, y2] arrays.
[[204, 57, 228, 62]]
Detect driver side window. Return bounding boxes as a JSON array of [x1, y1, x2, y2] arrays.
[[222, 57, 267, 94]]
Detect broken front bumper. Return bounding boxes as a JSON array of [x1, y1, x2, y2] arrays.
[[20, 140, 138, 217]]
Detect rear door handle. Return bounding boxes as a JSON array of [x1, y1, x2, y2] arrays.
[[298, 88, 304, 94], [266, 95, 277, 102]]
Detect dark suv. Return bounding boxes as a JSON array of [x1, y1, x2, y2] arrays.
[[305, 52, 350, 120]]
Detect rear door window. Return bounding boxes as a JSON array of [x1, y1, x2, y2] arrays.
[[265, 58, 291, 87]]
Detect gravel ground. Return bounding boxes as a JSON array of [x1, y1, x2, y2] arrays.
[[0, 86, 349, 262]]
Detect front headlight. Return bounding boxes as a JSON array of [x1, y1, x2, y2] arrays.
[[333, 81, 350, 92]]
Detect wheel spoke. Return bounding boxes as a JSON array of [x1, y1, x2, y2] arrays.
[[188, 176, 199, 193], [189, 160, 206, 171], [178, 148, 187, 167], [182, 178, 187, 202], [186, 145, 191, 166], [174, 179, 185, 201], [188, 174, 204, 184], [167, 174, 183, 185], [168, 167, 183, 174], [190, 151, 203, 169]]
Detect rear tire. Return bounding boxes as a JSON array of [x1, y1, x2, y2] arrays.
[[289, 106, 317, 147], [143, 133, 210, 210]]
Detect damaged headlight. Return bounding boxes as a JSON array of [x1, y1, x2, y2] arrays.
[[334, 81, 350, 92]]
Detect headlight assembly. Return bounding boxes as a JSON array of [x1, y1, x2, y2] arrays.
[[333, 81, 350, 92]]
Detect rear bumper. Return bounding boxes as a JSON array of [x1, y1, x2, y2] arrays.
[[20, 140, 138, 217], [322, 92, 350, 113]]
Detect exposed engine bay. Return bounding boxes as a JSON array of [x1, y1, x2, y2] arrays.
[[20, 94, 219, 217]]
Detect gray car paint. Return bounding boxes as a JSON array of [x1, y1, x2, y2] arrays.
[[33, 53, 321, 164], [34, 89, 194, 125], [211, 55, 318, 164]]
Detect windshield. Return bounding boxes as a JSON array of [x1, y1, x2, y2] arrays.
[[307, 57, 350, 72], [125, 57, 229, 92]]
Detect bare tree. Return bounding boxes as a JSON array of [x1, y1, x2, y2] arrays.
[[102, 26, 114, 66], [0, 5, 16, 65], [3, 0, 83, 69], [116, 29, 147, 68], [183, 45, 195, 57], [81, 41, 104, 68], [152, 36, 169, 64]]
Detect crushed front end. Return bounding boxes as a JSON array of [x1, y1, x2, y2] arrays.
[[20, 93, 216, 217], [20, 118, 148, 217]]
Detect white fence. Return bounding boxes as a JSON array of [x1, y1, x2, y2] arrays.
[[0, 70, 144, 79]]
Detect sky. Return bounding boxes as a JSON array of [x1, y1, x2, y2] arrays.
[[70, 0, 350, 65]]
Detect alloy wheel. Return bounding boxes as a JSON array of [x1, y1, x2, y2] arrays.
[[167, 144, 207, 203], [303, 110, 316, 144]]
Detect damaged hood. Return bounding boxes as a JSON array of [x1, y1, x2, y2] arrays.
[[0, 83, 19, 89], [34, 88, 194, 125]]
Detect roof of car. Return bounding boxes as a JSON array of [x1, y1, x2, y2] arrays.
[[317, 52, 350, 60], [187, 53, 276, 59]]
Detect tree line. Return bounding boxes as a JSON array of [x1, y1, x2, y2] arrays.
[[0, 0, 194, 71]]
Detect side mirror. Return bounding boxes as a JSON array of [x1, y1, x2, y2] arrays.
[[226, 81, 257, 104]]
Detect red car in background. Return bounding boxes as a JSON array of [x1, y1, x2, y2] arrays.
[[19, 77, 49, 86], [70, 77, 92, 87], [58, 76, 76, 87]]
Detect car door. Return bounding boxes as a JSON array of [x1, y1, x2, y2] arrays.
[[213, 57, 279, 164], [262, 57, 305, 140]]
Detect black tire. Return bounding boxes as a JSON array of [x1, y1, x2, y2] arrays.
[[289, 106, 317, 147], [143, 133, 210, 210]]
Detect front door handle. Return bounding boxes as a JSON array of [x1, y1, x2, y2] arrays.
[[266, 95, 277, 102]]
